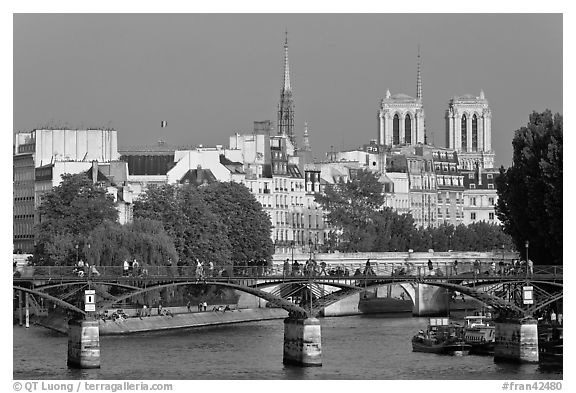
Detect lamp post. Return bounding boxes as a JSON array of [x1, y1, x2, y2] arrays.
[[525, 240, 529, 280], [291, 240, 295, 264], [75, 244, 79, 265]]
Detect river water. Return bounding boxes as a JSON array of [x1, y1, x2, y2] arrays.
[[13, 314, 562, 380]]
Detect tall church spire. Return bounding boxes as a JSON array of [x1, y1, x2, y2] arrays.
[[278, 30, 296, 149], [417, 45, 422, 100], [283, 30, 291, 92]]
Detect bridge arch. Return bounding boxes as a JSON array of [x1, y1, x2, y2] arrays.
[[13, 285, 87, 316], [96, 280, 309, 318]]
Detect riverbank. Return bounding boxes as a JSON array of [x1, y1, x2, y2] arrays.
[[34, 307, 288, 335]]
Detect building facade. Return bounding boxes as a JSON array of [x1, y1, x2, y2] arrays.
[[461, 166, 500, 225], [433, 149, 465, 226], [13, 129, 125, 253]]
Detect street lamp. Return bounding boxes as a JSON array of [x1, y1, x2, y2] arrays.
[[75, 244, 79, 265], [525, 240, 529, 279], [290, 241, 295, 264]]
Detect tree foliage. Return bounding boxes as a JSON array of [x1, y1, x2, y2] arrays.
[[315, 169, 513, 253], [133, 184, 233, 265], [85, 219, 178, 267], [496, 110, 562, 265], [315, 169, 385, 250], [199, 182, 274, 263], [33, 173, 118, 265]]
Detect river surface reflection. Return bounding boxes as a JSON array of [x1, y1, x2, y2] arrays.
[[13, 314, 562, 380]]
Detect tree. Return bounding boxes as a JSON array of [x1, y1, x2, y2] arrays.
[[33, 173, 118, 265], [496, 110, 562, 265], [315, 169, 385, 250], [133, 184, 232, 266], [199, 182, 274, 264], [86, 219, 178, 267]]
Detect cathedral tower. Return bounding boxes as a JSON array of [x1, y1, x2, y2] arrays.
[[378, 48, 425, 146], [277, 31, 296, 149], [445, 90, 494, 169]]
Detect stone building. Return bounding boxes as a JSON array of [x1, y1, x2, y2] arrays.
[[13, 129, 127, 253], [461, 166, 500, 225]]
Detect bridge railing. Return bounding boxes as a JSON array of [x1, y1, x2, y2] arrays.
[[14, 262, 563, 281]]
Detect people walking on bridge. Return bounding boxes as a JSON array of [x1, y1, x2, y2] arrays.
[[208, 261, 214, 277], [363, 259, 375, 276], [90, 264, 100, 277], [527, 259, 534, 276], [292, 260, 300, 276], [283, 258, 290, 277], [490, 261, 496, 276], [453, 260, 459, 275], [473, 259, 481, 276], [319, 261, 327, 276], [123, 259, 129, 276], [203, 301, 208, 311], [498, 260, 505, 275], [196, 259, 204, 281], [427, 259, 434, 275], [133, 259, 140, 276]]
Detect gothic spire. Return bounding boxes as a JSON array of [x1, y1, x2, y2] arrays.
[[278, 30, 296, 148], [283, 30, 291, 92], [417, 45, 422, 101]]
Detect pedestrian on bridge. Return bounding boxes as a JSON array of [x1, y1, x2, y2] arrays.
[[473, 259, 481, 276], [133, 259, 140, 276], [453, 260, 458, 275], [319, 261, 327, 276], [123, 259, 129, 276], [527, 259, 534, 276], [283, 259, 290, 276], [196, 259, 204, 280]]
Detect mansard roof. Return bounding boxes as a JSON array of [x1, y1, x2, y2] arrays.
[[179, 168, 217, 185]]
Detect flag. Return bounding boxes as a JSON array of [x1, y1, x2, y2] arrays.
[[161, 121, 167, 128]]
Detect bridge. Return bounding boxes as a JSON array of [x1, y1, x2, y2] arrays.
[[14, 261, 563, 368]]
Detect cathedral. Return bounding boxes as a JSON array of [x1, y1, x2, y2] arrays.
[[377, 49, 494, 170]]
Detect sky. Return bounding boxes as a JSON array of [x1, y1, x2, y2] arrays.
[[12, 13, 562, 167]]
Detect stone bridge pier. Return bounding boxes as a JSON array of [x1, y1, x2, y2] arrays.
[[494, 316, 539, 363], [67, 317, 101, 369], [283, 316, 322, 366]]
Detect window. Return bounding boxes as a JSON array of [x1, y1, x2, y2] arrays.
[[405, 114, 412, 144], [468, 173, 474, 179], [489, 212, 495, 220], [488, 197, 495, 205], [471, 197, 477, 206], [472, 114, 478, 152], [393, 114, 400, 145], [471, 212, 476, 220], [461, 114, 467, 151], [469, 184, 476, 189], [488, 184, 494, 189], [487, 174, 493, 179]]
